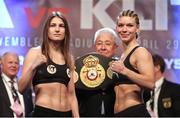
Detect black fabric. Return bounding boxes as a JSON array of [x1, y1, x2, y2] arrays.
[[75, 52, 114, 91], [75, 52, 115, 117], [114, 104, 150, 117], [143, 89, 151, 104], [114, 46, 140, 85], [0, 77, 14, 117], [10, 81, 21, 104], [150, 89, 155, 111], [33, 59, 70, 87], [0, 74, 33, 117], [76, 85, 115, 117], [10, 81, 23, 117], [23, 88, 34, 117], [32, 105, 72, 117], [158, 79, 180, 116]]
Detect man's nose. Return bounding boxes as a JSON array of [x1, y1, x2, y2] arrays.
[[100, 44, 106, 50], [12, 63, 18, 67]]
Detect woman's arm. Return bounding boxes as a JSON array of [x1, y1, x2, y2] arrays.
[[112, 47, 154, 89], [18, 47, 47, 93], [67, 70, 79, 118]]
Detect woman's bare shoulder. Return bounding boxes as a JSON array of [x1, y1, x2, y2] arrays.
[[29, 46, 41, 51], [26, 46, 42, 58], [28, 46, 41, 54], [134, 47, 152, 59]]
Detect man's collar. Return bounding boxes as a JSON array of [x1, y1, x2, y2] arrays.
[[155, 76, 164, 89], [1, 72, 17, 82]]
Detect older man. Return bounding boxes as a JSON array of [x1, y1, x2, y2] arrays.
[[76, 28, 120, 117], [0, 52, 33, 117]]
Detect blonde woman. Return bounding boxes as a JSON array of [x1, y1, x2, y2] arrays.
[[111, 9, 154, 117]]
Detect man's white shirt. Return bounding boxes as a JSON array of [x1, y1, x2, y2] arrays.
[[2, 73, 25, 117], [146, 76, 164, 117]]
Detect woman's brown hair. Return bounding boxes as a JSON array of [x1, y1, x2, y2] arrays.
[[41, 12, 73, 70]]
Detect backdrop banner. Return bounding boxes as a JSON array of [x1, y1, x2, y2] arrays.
[[0, 0, 180, 83]]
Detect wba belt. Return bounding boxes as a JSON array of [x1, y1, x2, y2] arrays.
[[74, 52, 115, 90]]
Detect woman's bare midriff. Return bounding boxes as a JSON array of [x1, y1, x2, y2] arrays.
[[34, 82, 71, 112], [114, 84, 142, 113]]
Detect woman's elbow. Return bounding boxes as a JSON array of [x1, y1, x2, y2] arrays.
[[148, 76, 155, 90], [18, 81, 26, 94]]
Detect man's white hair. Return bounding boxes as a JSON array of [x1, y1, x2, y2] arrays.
[[94, 27, 120, 45]]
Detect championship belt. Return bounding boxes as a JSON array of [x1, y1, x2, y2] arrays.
[[75, 52, 114, 90]]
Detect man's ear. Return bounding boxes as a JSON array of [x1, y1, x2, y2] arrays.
[[155, 65, 161, 72]]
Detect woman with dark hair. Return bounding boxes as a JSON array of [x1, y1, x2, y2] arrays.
[[18, 12, 79, 117], [111, 9, 154, 117]]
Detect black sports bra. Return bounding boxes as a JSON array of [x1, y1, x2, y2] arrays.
[[32, 59, 71, 87], [114, 46, 140, 85]]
